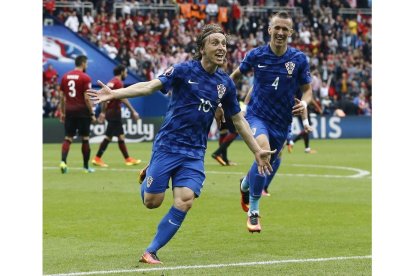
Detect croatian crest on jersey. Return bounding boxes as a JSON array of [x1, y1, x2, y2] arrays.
[[285, 61, 295, 75], [146, 176, 154, 188], [217, 84, 226, 99]]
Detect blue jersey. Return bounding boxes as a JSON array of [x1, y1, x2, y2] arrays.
[[240, 45, 312, 130], [155, 60, 241, 159]]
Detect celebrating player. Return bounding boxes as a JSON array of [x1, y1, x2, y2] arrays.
[[87, 24, 276, 264], [230, 11, 313, 233]]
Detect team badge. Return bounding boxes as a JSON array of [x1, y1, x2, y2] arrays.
[[146, 176, 154, 188], [217, 84, 226, 99], [285, 61, 295, 75], [164, 66, 174, 76]]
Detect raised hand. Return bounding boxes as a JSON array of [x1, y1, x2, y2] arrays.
[[87, 80, 115, 104]]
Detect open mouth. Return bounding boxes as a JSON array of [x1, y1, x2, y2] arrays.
[[275, 36, 285, 43], [215, 52, 225, 61]]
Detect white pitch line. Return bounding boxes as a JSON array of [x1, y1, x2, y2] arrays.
[[43, 165, 370, 179], [44, 255, 371, 276], [291, 164, 371, 178]]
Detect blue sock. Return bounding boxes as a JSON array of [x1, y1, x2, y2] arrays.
[[241, 175, 249, 192], [249, 195, 260, 215], [263, 157, 282, 191], [146, 206, 187, 253], [140, 182, 145, 203], [248, 162, 266, 197]]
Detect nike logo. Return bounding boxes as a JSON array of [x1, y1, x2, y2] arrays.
[[188, 80, 199, 84], [168, 219, 181, 227], [258, 64, 267, 68]]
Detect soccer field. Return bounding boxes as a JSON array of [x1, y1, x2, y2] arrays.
[[43, 139, 371, 275]]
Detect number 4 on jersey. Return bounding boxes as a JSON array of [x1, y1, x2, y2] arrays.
[[272, 76, 279, 90]]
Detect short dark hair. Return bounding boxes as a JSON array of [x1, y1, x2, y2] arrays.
[[273, 11, 291, 20], [113, 64, 126, 76], [75, 55, 88, 67], [193, 24, 226, 61], [269, 11, 293, 28]]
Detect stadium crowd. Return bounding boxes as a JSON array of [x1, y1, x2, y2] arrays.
[[43, 0, 371, 118]]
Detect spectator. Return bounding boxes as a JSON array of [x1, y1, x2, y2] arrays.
[[50, 0, 371, 116], [43, 64, 58, 85], [82, 11, 95, 29], [103, 40, 119, 59], [65, 10, 79, 32]]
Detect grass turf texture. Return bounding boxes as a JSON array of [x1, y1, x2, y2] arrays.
[[43, 139, 371, 275]]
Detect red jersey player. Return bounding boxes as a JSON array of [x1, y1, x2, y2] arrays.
[[92, 64, 141, 167], [59, 55, 96, 173]]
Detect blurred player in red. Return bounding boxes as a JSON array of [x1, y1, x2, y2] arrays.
[[59, 55, 96, 173], [92, 65, 141, 167]]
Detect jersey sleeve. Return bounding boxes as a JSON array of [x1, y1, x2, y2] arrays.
[[239, 49, 255, 75], [221, 79, 241, 117], [298, 54, 312, 86], [157, 63, 185, 94], [83, 74, 92, 93]]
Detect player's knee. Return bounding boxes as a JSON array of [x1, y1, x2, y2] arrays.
[[175, 198, 194, 212], [143, 199, 162, 209], [143, 194, 164, 209]]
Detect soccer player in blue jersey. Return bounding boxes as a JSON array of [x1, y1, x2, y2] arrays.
[[87, 24, 276, 264], [230, 11, 313, 233]]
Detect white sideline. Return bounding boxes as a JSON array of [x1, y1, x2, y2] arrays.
[[44, 255, 371, 276]]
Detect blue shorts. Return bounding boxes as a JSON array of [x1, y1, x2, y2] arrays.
[[245, 115, 288, 155], [142, 150, 206, 197]]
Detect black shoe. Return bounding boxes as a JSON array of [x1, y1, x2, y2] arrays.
[[211, 153, 226, 166]]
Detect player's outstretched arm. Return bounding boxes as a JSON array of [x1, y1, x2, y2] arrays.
[[87, 79, 163, 104], [231, 112, 276, 175]]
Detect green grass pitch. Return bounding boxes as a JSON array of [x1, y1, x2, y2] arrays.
[[43, 138, 371, 275]]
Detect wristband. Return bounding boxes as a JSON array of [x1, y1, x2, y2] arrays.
[[300, 100, 307, 109], [302, 119, 309, 127]]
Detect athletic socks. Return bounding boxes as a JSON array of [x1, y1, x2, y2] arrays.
[[61, 139, 72, 163], [304, 132, 310, 148], [248, 162, 266, 197], [146, 206, 187, 254], [263, 157, 282, 191], [81, 139, 91, 169], [96, 138, 110, 158], [118, 140, 129, 159], [241, 176, 249, 192]]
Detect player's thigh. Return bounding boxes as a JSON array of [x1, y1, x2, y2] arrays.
[[78, 117, 92, 137], [143, 151, 180, 195], [105, 120, 124, 137], [171, 157, 205, 198], [246, 116, 271, 150]]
